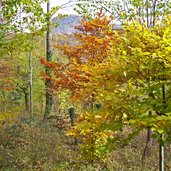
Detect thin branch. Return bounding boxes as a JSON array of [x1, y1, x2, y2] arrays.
[[93, 0, 124, 24], [60, 0, 75, 8]]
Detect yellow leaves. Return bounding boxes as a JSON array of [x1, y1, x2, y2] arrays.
[[121, 11, 125, 17], [122, 50, 127, 55], [68, 112, 113, 139], [105, 95, 113, 101], [0, 109, 20, 126], [66, 111, 114, 160], [127, 80, 133, 95], [98, 130, 114, 142], [163, 27, 171, 46], [66, 129, 77, 137]]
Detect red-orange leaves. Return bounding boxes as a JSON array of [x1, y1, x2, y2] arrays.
[[42, 14, 120, 104], [55, 14, 115, 64]]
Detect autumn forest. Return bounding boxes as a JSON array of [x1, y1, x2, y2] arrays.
[[0, 0, 171, 170]]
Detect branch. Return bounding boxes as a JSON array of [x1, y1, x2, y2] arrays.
[[93, 0, 124, 24], [60, 0, 78, 9]]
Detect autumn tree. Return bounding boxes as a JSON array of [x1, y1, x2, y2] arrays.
[[119, 18, 171, 171], [48, 14, 116, 103], [42, 13, 171, 169], [42, 14, 126, 163], [74, 1, 171, 166]]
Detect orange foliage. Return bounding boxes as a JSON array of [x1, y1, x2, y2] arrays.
[[0, 58, 16, 91], [55, 14, 116, 64], [41, 14, 121, 103]]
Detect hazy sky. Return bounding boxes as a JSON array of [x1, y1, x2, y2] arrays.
[[42, 0, 77, 15]]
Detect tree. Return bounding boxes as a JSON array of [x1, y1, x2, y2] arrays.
[[74, 1, 171, 166], [117, 17, 171, 171], [0, 0, 57, 119], [43, 0, 71, 119], [75, 0, 171, 26], [29, 41, 33, 118], [42, 14, 126, 164], [0, 0, 47, 58], [51, 13, 115, 99], [42, 14, 171, 169], [44, 0, 53, 120]]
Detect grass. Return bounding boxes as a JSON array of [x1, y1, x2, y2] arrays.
[[0, 115, 170, 171]]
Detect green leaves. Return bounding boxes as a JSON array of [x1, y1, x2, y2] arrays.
[[74, 0, 171, 26]]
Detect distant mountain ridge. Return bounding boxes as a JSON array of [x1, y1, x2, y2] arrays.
[[52, 14, 122, 34], [52, 14, 82, 34]]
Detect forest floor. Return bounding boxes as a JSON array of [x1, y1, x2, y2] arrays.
[[0, 114, 170, 171]]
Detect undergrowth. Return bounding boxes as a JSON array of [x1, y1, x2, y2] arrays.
[[0, 115, 170, 171]]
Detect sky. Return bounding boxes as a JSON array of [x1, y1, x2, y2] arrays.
[[42, 0, 77, 15]]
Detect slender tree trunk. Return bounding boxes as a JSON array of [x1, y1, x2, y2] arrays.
[[23, 89, 29, 111], [146, 0, 149, 27], [44, 0, 53, 120], [152, 0, 157, 27], [40, 85, 44, 115], [159, 134, 165, 171], [142, 111, 152, 164], [29, 50, 33, 119], [146, 111, 152, 144], [142, 74, 152, 164], [159, 83, 165, 171]]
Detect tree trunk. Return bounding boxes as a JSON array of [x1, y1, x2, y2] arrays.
[[142, 111, 152, 164], [44, 0, 53, 120], [159, 134, 165, 171], [159, 82, 165, 171], [29, 50, 33, 118], [146, 0, 149, 27], [23, 89, 29, 111], [152, 0, 157, 27], [40, 85, 44, 115]]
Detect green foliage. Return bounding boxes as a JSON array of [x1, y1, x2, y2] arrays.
[[0, 0, 47, 58], [0, 0, 47, 31], [75, 0, 171, 26]]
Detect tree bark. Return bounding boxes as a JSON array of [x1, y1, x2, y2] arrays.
[[23, 88, 29, 111], [40, 85, 44, 115], [44, 0, 53, 120], [146, 0, 149, 27], [142, 111, 152, 164], [29, 50, 33, 119], [159, 82, 165, 171], [159, 135, 165, 171]]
